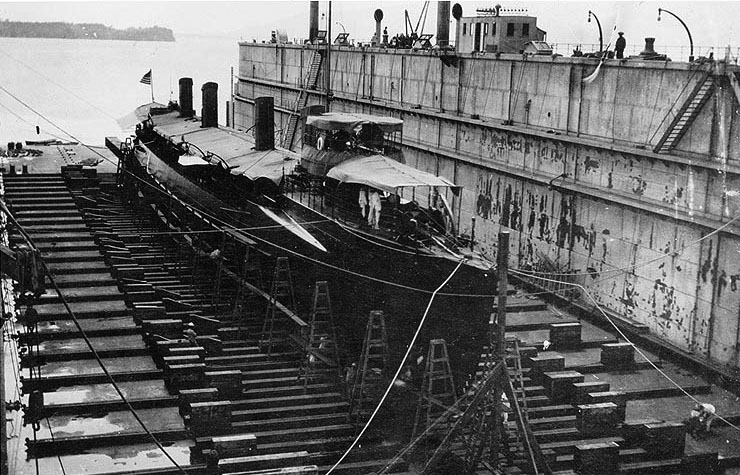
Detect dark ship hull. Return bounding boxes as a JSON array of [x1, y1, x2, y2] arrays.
[[118, 115, 495, 390]]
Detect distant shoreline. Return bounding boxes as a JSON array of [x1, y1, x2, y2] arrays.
[[0, 19, 175, 42]]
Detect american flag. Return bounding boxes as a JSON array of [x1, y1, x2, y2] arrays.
[[139, 70, 152, 85]]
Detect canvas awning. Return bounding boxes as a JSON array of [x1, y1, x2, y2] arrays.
[[306, 113, 403, 134], [150, 111, 298, 185], [326, 155, 457, 194]]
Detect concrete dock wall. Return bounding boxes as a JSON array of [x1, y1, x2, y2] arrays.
[[234, 43, 740, 369]]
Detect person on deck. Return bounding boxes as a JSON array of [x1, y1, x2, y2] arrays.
[[615, 32, 626, 59], [368, 189, 382, 229], [358, 187, 368, 218]]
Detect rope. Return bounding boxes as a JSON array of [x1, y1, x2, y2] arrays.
[[325, 258, 466, 474], [509, 268, 740, 434]]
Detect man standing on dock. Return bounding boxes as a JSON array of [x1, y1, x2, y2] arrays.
[[615, 32, 626, 59]]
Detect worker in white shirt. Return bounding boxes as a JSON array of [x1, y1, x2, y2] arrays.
[[358, 187, 368, 218], [368, 189, 382, 229]]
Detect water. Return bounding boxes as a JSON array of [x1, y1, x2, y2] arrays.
[[0, 33, 239, 146]]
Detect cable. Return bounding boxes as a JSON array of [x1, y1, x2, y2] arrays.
[[0, 202, 189, 474], [509, 268, 740, 434], [0, 83, 501, 299], [0, 45, 120, 122], [0, 100, 75, 143], [325, 258, 466, 474]]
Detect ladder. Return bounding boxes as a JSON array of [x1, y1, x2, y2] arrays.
[[260, 257, 296, 356], [282, 50, 323, 150], [232, 245, 264, 311], [232, 245, 264, 337], [349, 310, 389, 422], [654, 73, 714, 154], [412, 339, 457, 440], [299, 281, 340, 387], [506, 337, 528, 421]]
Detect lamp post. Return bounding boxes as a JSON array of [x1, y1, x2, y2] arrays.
[[658, 7, 694, 62], [588, 10, 603, 53]]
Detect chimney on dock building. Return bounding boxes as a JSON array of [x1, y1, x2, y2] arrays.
[[437, 1, 451, 47], [178, 77, 194, 118], [253, 96, 274, 150], [201, 82, 218, 128], [309, 1, 319, 43]]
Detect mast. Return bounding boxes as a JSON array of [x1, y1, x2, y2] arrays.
[[325, 1, 332, 111]]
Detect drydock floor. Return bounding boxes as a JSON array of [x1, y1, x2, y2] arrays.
[[2, 149, 740, 474]]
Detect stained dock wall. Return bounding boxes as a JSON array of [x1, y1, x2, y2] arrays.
[[234, 43, 740, 370]]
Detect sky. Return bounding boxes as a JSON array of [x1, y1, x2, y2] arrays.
[[0, 1, 739, 51]]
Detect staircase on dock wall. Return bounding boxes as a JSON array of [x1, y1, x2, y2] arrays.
[[282, 50, 323, 150], [654, 73, 715, 154]]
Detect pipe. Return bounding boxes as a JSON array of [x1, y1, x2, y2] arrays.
[[437, 1, 451, 47], [201, 82, 218, 128], [253, 97, 275, 151], [178, 77, 194, 117], [309, 1, 319, 43]]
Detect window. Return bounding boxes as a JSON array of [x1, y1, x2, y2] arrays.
[[492, 22, 497, 36], [522, 23, 530, 36], [484, 23, 488, 35], [463, 23, 467, 35], [507, 23, 515, 36]]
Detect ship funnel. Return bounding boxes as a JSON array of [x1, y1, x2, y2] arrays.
[[641, 37, 657, 56], [309, 1, 319, 43], [201, 82, 218, 128], [437, 1, 451, 47], [178, 77, 194, 117], [254, 96, 274, 151]]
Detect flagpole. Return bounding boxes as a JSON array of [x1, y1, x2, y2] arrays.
[[150, 71, 155, 103]]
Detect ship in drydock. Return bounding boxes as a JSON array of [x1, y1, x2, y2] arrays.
[[4, 1, 740, 475]]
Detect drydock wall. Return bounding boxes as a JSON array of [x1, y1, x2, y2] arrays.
[[234, 43, 740, 370]]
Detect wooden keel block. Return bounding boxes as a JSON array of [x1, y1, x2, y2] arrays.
[[549, 322, 582, 348], [576, 402, 620, 437], [601, 342, 635, 368], [188, 400, 232, 435], [587, 391, 627, 421], [542, 370, 584, 402], [206, 370, 243, 399], [643, 421, 685, 458], [574, 441, 619, 475], [165, 362, 206, 392]]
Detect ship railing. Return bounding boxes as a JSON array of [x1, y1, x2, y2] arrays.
[[551, 42, 729, 63]]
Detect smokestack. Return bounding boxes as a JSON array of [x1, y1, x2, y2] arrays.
[[374, 9, 383, 46], [437, 1, 451, 47], [309, 1, 319, 43], [178, 77, 194, 117], [201, 82, 218, 128], [254, 96, 274, 151]]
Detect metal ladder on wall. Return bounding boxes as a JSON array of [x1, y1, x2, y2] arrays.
[[260, 257, 296, 356], [412, 339, 458, 440], [299, 281, 340, 387], [349, 310, 389, 422], [654, 73, 714, 154], [282, 50, 323, 150]]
